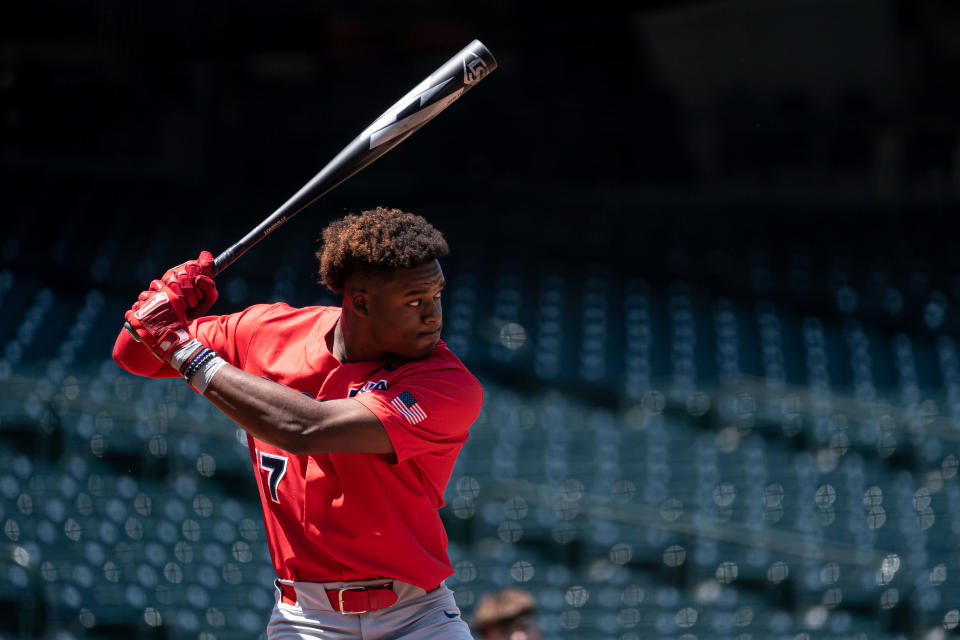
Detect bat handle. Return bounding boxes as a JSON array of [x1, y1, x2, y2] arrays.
[[212, 249, 235, 277], [122, 320, 194, 352], [124, 321, 142, 342]]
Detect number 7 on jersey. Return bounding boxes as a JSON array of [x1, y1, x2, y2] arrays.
[[259, 451, 288, 503]]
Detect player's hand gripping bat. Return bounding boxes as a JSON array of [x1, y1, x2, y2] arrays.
[[125, 40, 496, 340]]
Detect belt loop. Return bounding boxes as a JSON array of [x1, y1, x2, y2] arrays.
[[276, 580, 297, 606]]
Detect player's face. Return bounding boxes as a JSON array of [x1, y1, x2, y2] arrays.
[[366, 260, 445, 360]]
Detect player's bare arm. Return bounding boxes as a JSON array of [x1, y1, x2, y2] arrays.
[[201, 364, 393, 455], [198, 261, 444, 454], [119, 274, 397, 456], [197, 261, 443, 455]]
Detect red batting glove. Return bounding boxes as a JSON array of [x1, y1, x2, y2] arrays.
[[161, 251, 218, 320], [124, 282, 191, 361]]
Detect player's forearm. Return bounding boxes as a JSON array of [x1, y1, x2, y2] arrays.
[[200, 364, 323, 452], [200, 364, 392, 455]]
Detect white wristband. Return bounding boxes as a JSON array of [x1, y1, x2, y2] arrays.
[[191, 356, 227, 393], [168, 338, 203, 370]]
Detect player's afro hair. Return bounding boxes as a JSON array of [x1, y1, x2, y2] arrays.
[[316, 206, 449, 294]]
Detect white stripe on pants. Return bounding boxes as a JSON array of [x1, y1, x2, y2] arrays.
[[267, 579, 473, 640]]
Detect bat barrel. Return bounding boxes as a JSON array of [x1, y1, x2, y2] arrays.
[[454, 39, 497, 85], [123, 40, 497, 342], [208, 39, 496, 279]]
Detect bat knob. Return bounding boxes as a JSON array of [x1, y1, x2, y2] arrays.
[[124, 321, 143, 342]]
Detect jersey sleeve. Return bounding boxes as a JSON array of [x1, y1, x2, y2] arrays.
[[112, 304, 276, 378], [352, 365, 483, 464], [188, 304, 278, 369]]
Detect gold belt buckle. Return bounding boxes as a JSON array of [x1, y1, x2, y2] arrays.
[[338, 586, 368, 614]]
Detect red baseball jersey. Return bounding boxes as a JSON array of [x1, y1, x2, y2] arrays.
[[114, 303, 483, 591]]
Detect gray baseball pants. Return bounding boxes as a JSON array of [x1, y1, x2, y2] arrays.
[[267, 578, 474, 639]]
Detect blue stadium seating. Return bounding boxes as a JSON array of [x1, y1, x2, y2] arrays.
[[2, 230, 960, 639]]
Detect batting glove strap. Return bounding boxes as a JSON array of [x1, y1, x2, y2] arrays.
[[129, 325, 191, 361]]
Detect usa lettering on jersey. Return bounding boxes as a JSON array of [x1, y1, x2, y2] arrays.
[[348, 379, 388, 397]]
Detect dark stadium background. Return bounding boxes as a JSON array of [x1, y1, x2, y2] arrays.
[[3, 1, 960, 639]]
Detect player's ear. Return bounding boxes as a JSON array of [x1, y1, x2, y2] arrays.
[[345, 272, 377, 317], [351, 291, 369, 316]]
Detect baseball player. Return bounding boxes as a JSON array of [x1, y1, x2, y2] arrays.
[[113, 207, 483, 639], [470, 588, 542, 640]]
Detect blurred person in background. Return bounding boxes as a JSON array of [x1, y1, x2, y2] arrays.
[[471, 588, 541, 640]]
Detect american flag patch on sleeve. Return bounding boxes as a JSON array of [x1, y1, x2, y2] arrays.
[[391, 391, 427, 425]]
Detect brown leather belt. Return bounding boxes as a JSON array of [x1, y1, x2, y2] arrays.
[[278, 582, 399, 614]]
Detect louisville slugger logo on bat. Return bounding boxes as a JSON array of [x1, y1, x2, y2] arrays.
[[463, 51, 490, 85], [365, 43, 494, 150]]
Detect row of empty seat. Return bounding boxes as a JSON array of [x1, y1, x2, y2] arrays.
[[2, 229, 960, 638], [4, 361, 960, 637]]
